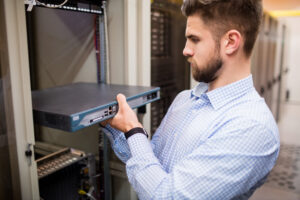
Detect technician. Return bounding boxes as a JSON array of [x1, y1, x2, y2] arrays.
[[101, 0, 280, 199]]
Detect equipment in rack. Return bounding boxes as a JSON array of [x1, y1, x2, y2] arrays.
[[36, 148, 85, 178], [37, 148, 98, 200], [24, 0, 105, 14], [151, 1, 190, 134], [32, 82, 160, 132]]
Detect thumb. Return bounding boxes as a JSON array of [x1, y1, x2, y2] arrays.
[[116, 93, 130, 111]]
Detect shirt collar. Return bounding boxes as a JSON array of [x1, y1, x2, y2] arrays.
[[191, 82, 209, 98], [191, 75, 254, 110]]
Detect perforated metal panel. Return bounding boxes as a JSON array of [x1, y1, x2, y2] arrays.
[[151, 9, 171, 57], [151, 0, 190, 134]]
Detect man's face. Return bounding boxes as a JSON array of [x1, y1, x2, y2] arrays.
[[183, 15, 223, 83]]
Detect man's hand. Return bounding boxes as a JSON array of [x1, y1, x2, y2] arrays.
[[101, 93, 143, 132]]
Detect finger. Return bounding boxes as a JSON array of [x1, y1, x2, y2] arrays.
[[116, 93, 131, 111], [100, 121, 106, 127], [116, 93, 126, 103], [106, 118, 112, 125], [100, 118, 111, 127]]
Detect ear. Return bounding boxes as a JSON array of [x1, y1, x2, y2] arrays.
[[222, 30, 241, 56]]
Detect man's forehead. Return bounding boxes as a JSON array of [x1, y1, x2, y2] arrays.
[[187, 15, 206, 28], [185, 15, 207, 35]]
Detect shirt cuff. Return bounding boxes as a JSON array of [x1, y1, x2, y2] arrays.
[[127, 133, 153, 157], [102, 124, 124, 140]]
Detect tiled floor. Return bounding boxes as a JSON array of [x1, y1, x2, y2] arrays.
[[251, 102, 300, 200]]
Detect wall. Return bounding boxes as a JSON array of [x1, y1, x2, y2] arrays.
[[281, 17, 300, 103], [107, 0, 125, 84], [30, 7, 96, 89]]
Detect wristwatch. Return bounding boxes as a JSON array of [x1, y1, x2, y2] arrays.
[[125, 127, 149, 140]]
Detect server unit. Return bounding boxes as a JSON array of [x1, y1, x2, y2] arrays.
[[32, 82, 160, 132]]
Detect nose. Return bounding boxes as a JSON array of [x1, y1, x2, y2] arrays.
[[183, 44, 193, 57]]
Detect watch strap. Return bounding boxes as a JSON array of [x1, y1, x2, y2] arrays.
[[125, 127, 148, 140]]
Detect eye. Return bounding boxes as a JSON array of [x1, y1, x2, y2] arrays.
[[190, 37, 199, 43]]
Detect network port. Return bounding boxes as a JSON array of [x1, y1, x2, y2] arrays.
[[151, 92, 157, 99]]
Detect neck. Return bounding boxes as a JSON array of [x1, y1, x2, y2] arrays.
[[208, 56, 251, 91]]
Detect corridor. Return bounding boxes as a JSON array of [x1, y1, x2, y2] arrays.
[[252, 102, 300, 200]]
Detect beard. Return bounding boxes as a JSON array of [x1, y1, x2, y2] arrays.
[[190, 52, 223, 83]]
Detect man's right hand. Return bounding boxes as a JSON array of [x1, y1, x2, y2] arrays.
[[101, 94, 143, 132]]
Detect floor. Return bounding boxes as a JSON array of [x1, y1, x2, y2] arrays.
[[251, 102, 300, 200]]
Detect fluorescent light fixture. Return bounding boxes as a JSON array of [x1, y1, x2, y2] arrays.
[[268, 10, 300, 18]]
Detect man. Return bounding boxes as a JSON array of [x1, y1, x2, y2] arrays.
[[102, 0, 280, 199]]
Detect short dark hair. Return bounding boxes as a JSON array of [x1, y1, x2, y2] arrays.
[[182, 0, 263, 57]]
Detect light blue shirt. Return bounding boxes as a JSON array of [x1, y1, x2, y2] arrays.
[[103, 75, 280, 200]]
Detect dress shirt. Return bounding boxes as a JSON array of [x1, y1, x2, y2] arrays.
[[102, 75, 280, 200]]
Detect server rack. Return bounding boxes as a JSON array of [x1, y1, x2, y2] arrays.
[[25, 1, 108, 199], [151, 0, 190, 135]]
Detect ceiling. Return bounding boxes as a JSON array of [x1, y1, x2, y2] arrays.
[[263, 0, 300, 17], [263, 0, 300, 11]]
